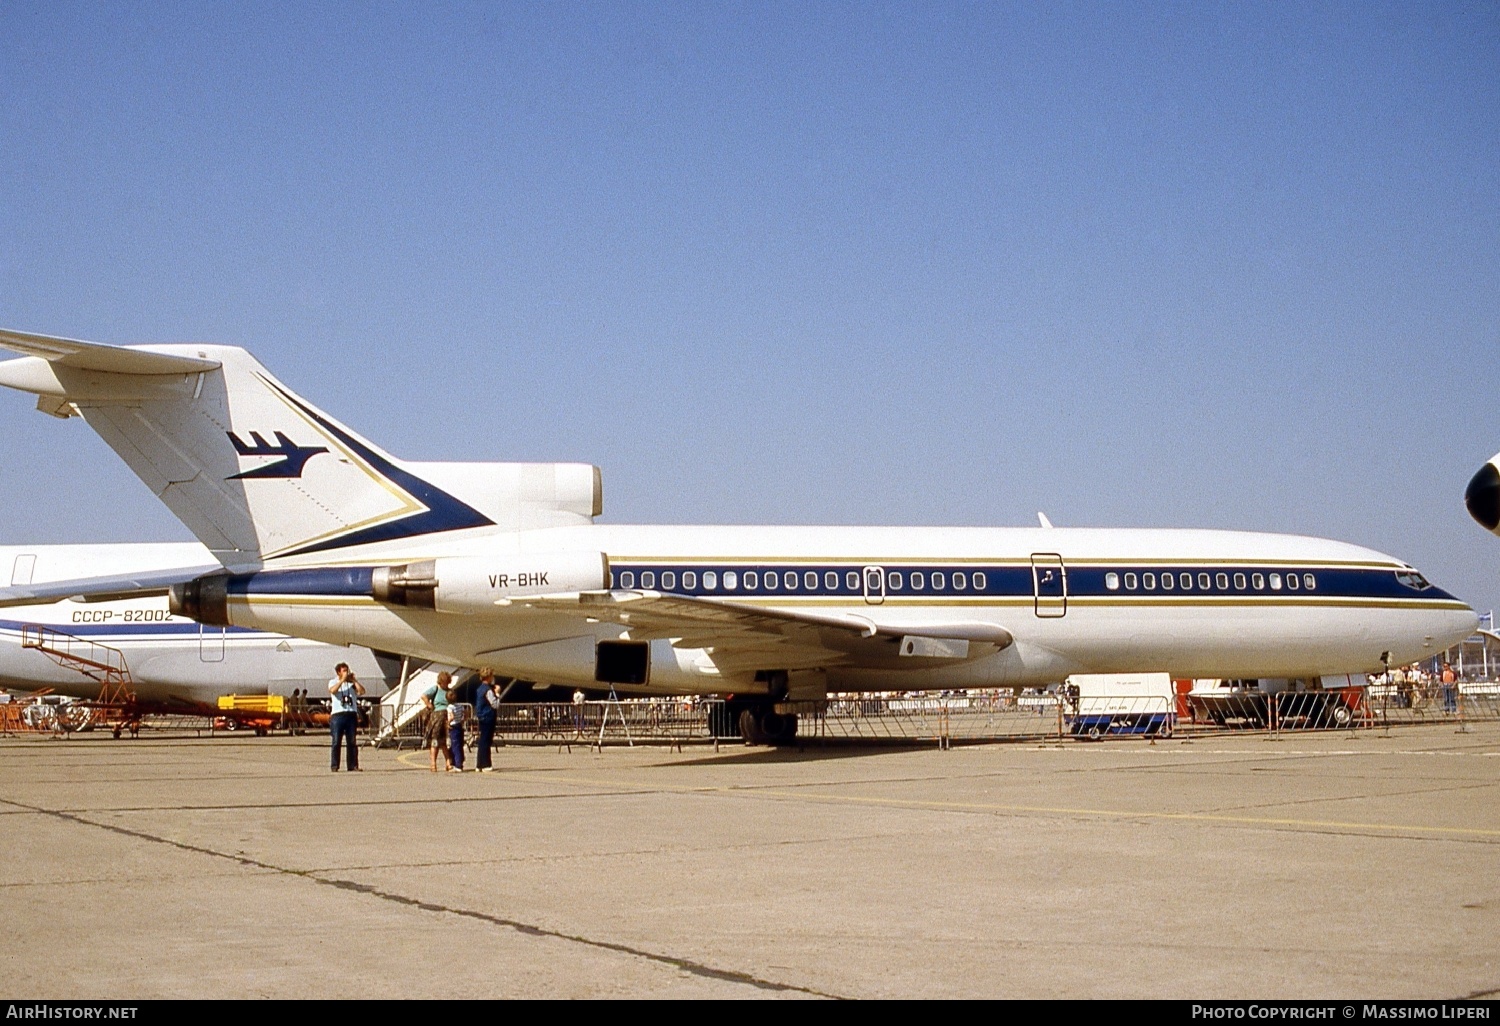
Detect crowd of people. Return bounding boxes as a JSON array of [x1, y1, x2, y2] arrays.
[[1367, 660, 1460, 711], [415, 666, 502, 772]]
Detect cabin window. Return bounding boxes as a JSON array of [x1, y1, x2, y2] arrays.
[[1269, 573, 1282, 590], [619, 571, 635, 588], [1180, 573, 1192, 590], [641, 571, 656, 588], [723, 571, 737, 590], [824, 571, 837, 590], [1252, 573, 1264, 590], [888, 571, 903, 590], [846, 571, 860, 589], [1215, 573, 1229, 590], [1143, 572, 1156, 590], [800, 570, 815, 590], [953, 572, 966, 591], [1124, 573, 1138, 590], [1234, 573, 1246, 590], [744, 570, 758, 589], [1303, 574, 1316, 590], [765, 571, 779, 591], [702, 571, 717, 590], [682, 571, 697, 589], [1105, 572, 1120, 590], [661, 571, 677, 589], [972, 572, 985, 590], [1198, 572, 1211, 590], [932, 571, 946, 590], [1287, 573, 1300, 591], [911, 571, 926, 589], [1161, 573, 1174, 591]]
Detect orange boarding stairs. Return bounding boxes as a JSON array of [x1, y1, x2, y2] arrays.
[[20, 624, 140, 737]]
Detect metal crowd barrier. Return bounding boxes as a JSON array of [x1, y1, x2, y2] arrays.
[[361, 684, 1500, 751], [18, 684, 1494, 748], [370, 698, 726, 750]]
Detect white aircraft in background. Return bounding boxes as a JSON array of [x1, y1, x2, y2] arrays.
[[1467, 452, 1500, 536], [0, 328, 1477, 743], [0, 542, 398, 713]]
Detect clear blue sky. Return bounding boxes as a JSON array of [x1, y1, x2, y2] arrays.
[[2, 2, 1498, 618]]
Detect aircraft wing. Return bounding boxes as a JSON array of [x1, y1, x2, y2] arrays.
[[0, 564, 223, 608], [521, 590, 1013, 671]]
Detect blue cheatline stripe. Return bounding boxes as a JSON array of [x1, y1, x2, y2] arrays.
[[259, 376, 493, 557], [0, 617, 264, 637], [603, 562, 1461, 604], [199, 558, 1461, 608], [225, 566, 375, 597]]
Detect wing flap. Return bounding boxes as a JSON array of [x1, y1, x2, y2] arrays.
[[523, 590, 1011, 671]]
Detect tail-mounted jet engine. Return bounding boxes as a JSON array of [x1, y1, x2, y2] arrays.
[[171, 552, 610, 625]]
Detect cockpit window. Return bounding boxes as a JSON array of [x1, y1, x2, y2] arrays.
[[1395, 570, 1431, 591]]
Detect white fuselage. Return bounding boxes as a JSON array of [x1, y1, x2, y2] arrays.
[[0, 544, 392, 707], [212, 523, 1478, 696]]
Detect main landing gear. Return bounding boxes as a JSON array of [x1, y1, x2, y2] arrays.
[[728, 699, 798, 746]]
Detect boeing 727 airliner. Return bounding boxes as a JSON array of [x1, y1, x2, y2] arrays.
[[0, 328, 1476, 742]]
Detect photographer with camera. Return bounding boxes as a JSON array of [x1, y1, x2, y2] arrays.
[[328, 661, 366, 772]]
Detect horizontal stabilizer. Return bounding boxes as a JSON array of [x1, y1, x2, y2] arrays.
[[0, 563, 224, 608], [0, 328, 220, 375]]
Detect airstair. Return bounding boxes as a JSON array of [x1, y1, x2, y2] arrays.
[[374, 661, 464, 747], [20, 624, 140, 735]]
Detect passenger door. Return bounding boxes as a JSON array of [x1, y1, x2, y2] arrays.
[[1031, 553, 1067, 618]]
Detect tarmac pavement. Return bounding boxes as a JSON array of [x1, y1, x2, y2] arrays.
[[1, 721, 1498, 999]]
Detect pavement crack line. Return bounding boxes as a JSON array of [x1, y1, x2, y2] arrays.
[[1196, 778, 1500, 818], [11, 799, 841, 1000]]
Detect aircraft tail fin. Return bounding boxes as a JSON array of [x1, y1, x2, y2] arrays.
[[0, 330, 504, 567]]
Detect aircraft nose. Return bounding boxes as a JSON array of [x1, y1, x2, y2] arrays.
[[1466, 460, 1500, 532]]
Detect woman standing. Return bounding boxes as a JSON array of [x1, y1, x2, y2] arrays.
[[422, 671, 453, 772], [474, 667, 500, 772]]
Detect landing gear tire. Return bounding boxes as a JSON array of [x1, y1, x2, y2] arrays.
[[738, 706, 798, 746], [738, 708, 763, 745]]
